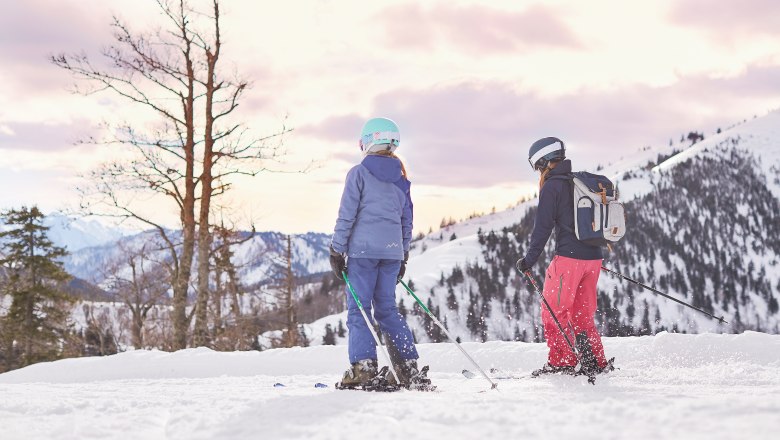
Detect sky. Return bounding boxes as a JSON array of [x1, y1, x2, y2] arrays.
[[1, 0, 779, 234]]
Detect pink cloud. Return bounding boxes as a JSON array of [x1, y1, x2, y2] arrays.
[[1, 1, 109, 63], [379, 4, 582, 54], [298, 113, 365, 161], [0, 120, 97, 152], [1, 1, 112, 93], [669, 0, 780, 40], [303, 63, 780, 187]]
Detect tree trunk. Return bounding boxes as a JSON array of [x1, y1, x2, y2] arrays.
[[284, 235, 298, 347], [172, 41, 197, 350], [193, 28, 218, 346], [24, 216, 36, 365], [130, 307, 144, 349], [213, 264, 224, 333], [227, 260, 241, 318]]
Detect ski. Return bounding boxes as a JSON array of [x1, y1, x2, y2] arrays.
[[335, 366, 436, 392], [335, 381, 437, 392], [334, 382, 402, 392], [462, 367, 605, 384], [462, 369, 529, 381], [272, 382, 329, 389]]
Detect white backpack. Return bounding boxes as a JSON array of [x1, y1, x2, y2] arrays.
[[554, 172, 626, 246]]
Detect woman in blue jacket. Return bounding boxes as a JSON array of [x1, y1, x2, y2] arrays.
[[330, 117, 428, 388]]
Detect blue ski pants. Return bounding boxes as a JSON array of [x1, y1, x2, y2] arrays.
[[345, 258, 419, 364]]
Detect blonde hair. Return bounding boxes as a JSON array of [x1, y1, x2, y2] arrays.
[[373, 149, 408, 179]]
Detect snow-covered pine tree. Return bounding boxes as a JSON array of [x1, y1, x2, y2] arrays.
[[322, 324, 336, 345], [0, 207, 74, 371]]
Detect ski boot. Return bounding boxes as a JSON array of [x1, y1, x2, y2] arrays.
[[531, 363, 577, 377], [574, 332, 612, 384], [595, 357, 616, 375], [335, 359, 400, 392], [574, 332, 600, 377], [388, 359, 436, 391]]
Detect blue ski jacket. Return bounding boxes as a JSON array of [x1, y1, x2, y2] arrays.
[[521, 159, 603, 267], [331, 154, 412, 260]]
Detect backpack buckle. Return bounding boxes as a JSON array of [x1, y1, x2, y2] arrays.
[[597, 183, 609, 204]]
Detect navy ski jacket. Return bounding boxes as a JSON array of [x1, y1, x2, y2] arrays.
[[521, 159, 603, 268]]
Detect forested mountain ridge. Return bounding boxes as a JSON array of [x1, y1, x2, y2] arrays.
[[302, 111, 780, 346]]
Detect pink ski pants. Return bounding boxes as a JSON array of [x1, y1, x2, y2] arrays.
[[541, 255, 607, 368]]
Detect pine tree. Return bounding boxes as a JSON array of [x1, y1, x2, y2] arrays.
[[446, 286, 458, 311], [0, 207, 73, 371], [322, 324, 336, 345], [398, 298, 408, 318], [640, 300, 651, 335]]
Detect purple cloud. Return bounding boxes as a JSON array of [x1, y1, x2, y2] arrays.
[[302, 63, 780, 187], [378, 4, 582, 54], [298, 113, 366, 161], [0, 1, 111, 92], [0, 120, 97, 152], [669, 0, 780, 39]]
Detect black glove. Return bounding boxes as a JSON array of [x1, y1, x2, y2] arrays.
[[515, 258, 531, 273], [329, 246, 346, 279], [397, 251, 409, 284]]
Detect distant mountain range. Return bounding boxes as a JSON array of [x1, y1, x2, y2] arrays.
[[1, 213, 332, 298], [60, 230, 332, 289]]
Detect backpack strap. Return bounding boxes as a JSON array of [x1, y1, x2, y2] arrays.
[[543, 173, 575, 235], [597, 183, 608, 204]]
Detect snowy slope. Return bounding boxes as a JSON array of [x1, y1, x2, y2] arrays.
[[299, 110, 780, 346], [0, 332, 778, 440], [654, 112, 780, 199]]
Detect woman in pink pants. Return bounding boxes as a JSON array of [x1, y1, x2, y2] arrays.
[[515, 137, 613, 377]]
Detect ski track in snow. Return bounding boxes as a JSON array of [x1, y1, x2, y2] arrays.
[[0, 332, 778, 440]]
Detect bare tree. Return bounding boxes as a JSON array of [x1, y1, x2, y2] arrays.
[[81, 303, 119, 356], [207, 218, 264, 351], [266, 235, 308, 348], [52, 0, 291, 349], [103, 241, 170, 349]]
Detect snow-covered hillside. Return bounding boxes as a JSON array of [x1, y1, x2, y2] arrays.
[[0, 332, 778, 440], [302, 111, 780, 347]]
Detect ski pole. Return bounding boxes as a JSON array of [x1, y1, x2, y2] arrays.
[[600, 266, 728, 324], [397, 279, 498, 390], [343, 271, 401, 385], [522, 270, 581, 362]]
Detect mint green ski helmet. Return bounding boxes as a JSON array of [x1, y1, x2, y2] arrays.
[[359, 117, 400, 155]]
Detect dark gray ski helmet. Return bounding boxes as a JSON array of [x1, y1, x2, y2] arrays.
[[528, 137, 565, 171]]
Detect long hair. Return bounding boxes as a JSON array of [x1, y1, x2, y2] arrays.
[[373, 149, 408, 179], [538, 160, 561, 190]]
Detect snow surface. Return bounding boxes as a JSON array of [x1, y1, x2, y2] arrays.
[[1, 332, 778, 440]]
